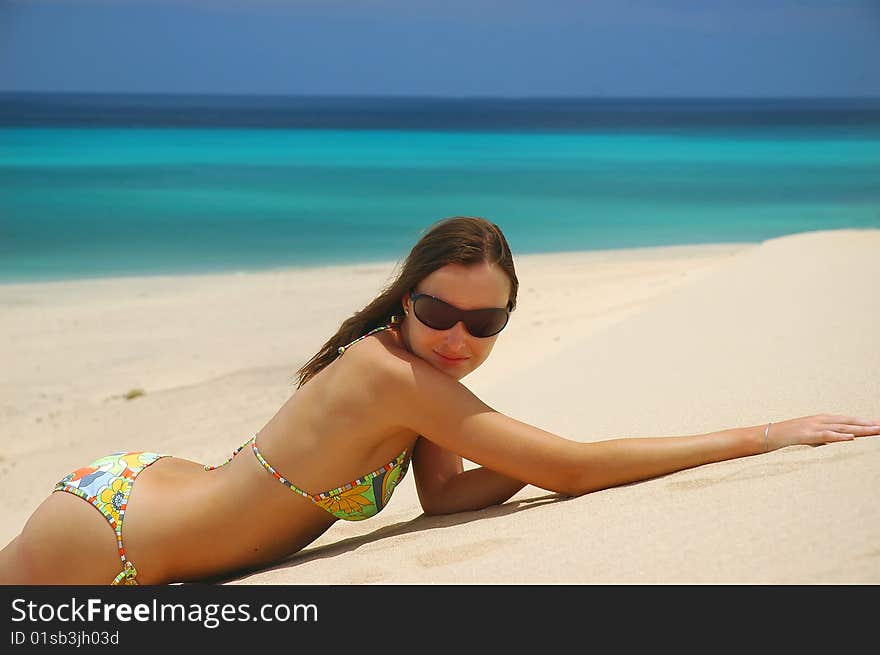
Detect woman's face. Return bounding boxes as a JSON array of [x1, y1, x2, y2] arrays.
[[399, 261, 512, 380]]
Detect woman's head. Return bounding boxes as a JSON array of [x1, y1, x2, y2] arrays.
[[398, 261, 511, 380], [295, 216, 518, 387]]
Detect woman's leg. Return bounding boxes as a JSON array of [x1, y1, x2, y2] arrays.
[[0, 492, 122, 584]]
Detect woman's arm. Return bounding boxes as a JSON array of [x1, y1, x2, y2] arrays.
[[572, 415, 880, 493], [412, 437, 526, 515], [566, 425, 761, 494], [385, 354, 880, 497]]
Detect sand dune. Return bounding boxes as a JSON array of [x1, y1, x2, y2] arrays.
[[1, 229, 877, 583]]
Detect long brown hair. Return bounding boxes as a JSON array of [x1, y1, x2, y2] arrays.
[[294, 215, 519, 388]]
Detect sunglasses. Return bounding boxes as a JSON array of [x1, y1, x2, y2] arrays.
[[408, 290, 510, 338]]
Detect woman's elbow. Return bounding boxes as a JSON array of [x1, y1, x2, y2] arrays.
[[419, 502, 446, 516], [417, 492, 456, 516], [555, 478, 589, 498], [525, 473, 583, 498], [554, 461, 597, 497]]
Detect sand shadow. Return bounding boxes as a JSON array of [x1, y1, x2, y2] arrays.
[[200, 491, 568, 584]]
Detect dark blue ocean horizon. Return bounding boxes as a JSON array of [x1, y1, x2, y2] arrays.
[[4, 92, 880, 132], [1, 93, 879, 283]]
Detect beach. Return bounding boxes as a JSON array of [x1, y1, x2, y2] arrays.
[[1, 228, 878, 584]]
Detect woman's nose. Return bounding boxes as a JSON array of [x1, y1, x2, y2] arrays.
[[443, 321, 469, 348]]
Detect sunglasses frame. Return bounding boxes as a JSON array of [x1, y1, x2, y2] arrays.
[[408, 290, 510, 338]]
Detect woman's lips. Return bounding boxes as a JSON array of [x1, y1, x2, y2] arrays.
[[435, 351, 468, 364]]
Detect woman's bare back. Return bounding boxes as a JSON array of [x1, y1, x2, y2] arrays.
[[162, 327, 420, 582]]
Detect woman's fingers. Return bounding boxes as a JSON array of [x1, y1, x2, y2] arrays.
[[820, 430, 855, 442], [823, 415, 879, 426], [826, 423, 880, 437]]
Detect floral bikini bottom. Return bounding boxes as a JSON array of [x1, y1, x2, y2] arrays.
[[53, 451, 169, 585]]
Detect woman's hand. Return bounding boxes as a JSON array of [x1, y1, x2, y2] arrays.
[[765, 414, 880, 451]]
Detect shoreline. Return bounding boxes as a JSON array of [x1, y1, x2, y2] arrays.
[[0, 238, 756, 288]]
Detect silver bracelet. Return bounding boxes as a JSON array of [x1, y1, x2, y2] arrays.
[[764, 421, 772, 452]]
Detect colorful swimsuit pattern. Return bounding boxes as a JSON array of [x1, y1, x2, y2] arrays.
[[204, 435, 410, 521], [53, 451, 169, 585]]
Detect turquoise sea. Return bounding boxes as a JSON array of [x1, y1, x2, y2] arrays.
[[1, 94, 879, 282]]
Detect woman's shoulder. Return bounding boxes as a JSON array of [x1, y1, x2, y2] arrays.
[[328, 327, 405, 383], [301, 332, 427, 430], [331, 326, 492, 428], [341, 329, 449, 397], [351, 333, 488, 417], [342, 327, 421, 378]]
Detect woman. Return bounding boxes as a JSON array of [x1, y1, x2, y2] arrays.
[[1, 215, 877, 585]]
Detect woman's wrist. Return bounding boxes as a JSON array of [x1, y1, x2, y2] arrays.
[[763, 421, 773, 453], [745, 422, 770, 455]]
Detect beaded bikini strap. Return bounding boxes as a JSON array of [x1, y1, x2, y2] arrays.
[[204, 435, 255, 471], [336, 315, 400, 356]]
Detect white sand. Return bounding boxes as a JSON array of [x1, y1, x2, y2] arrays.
[[1, 229, 877, 583]]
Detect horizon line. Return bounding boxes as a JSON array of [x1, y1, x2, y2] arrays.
[[2, 90, 880, 102]]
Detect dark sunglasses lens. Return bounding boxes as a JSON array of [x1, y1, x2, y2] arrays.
[[413, 296, 457, 330], [414, 296, 508, 337], [465, 308, 509, 337]]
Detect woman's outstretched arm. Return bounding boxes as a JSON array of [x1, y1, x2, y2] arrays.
[[385, 355, 880, 497], [552, 415, 880, 495]]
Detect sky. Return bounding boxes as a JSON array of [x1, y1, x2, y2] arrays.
[[1, 0, 879, 97]]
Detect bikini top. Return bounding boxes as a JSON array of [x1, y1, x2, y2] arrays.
[[205, 320, 410, 522]]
